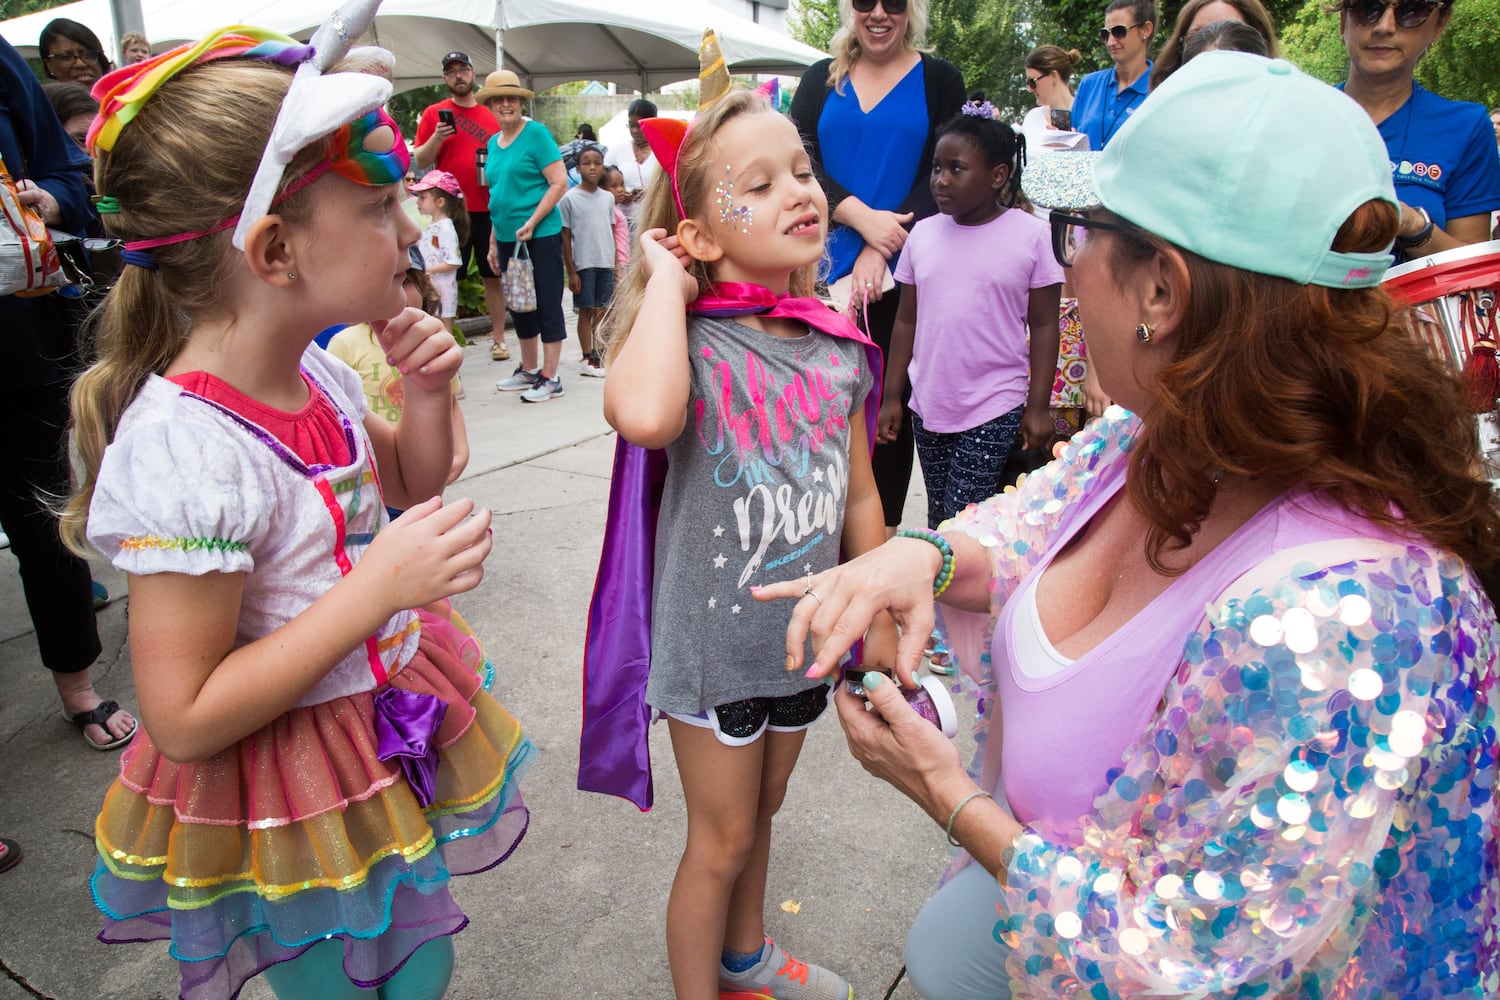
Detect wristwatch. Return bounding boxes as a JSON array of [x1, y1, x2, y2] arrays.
[[1397, 205, 1435, 251]]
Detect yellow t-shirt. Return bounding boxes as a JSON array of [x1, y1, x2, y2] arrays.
[[325, 324, 461, 424]]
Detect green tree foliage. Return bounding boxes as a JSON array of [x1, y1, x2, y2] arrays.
[[0, 0, 69, 20]]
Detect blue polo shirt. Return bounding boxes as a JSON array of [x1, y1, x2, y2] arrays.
[[1072, 61, 1153, 151], [1338, 81, 1500, 230]]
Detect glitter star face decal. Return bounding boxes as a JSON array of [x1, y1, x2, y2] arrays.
[[715, 165, 753, 235]]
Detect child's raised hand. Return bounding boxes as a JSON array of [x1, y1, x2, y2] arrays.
[[374, 307, 463, 395], [638, 227, 698, 304], [354, 496, 492, 614]]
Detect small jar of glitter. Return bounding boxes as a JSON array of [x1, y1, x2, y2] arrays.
[[842, 665, 957, 738]]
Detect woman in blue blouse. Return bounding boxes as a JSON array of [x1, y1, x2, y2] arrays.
[[789, 0, 964, 531]]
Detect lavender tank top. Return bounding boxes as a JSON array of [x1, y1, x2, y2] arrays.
[[992, 458, 1403, 843]]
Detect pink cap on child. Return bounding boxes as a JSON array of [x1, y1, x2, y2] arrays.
[[407, 169, 463, 199]]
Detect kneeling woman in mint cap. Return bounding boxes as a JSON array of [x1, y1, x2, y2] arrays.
[[757, 52, 1500, 1000]]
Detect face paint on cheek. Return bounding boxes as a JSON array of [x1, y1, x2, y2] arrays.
[[715, 165, 753, 235]]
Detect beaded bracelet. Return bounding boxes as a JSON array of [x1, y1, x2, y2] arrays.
[[945, 789, 992, 847], [897, 528, 955, 598]]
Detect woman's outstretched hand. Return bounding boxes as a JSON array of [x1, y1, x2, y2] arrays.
[[751, 537, 944, 684]]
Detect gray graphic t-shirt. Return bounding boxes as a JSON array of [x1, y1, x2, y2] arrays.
[[645, 314, 874, 715]]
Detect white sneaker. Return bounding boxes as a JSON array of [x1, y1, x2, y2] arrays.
[[520, 375, 564, 402], [495, 366, 540, 391], [579, 351, 607, 378]]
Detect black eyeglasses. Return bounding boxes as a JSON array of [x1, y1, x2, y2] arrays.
[[45, 47, 101, 66], [1099, 22, 1143, 41], [1049, 212, 1137, 268], [1342, 0, 1446, 28], [852, 0, 908, 14]]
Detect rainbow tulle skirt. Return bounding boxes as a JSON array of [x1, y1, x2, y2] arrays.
[[89, 602, 533, 999]]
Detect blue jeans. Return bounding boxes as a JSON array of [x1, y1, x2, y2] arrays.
[[496, 232, 566, 344]]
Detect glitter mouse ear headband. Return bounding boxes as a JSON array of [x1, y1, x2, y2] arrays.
[[88, 0, 398, 251], [637, 27, 734, 220]]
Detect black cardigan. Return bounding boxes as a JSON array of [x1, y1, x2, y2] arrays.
[[788, 52, 966, 227]]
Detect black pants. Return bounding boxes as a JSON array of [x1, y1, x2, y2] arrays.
[[864, 291, 915, 527], [0, 381, 101, 673], [495, 232, 567, 344]]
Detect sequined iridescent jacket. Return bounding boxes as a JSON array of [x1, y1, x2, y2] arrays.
[[942, 410, 1499, 999]]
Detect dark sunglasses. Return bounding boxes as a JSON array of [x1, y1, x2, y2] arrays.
[[1342, 0, 1446, 28], [1099, 22, 1143, 41], [852, 0, 908, 13], [1024, 73, 1044, 90]]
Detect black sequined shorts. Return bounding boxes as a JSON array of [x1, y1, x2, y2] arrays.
[[665, 684, 832, 747]]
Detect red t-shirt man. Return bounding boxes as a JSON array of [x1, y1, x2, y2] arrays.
[[414, 52, 501, 282]]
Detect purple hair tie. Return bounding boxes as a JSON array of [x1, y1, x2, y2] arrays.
[[960, 100, 1000, 120]]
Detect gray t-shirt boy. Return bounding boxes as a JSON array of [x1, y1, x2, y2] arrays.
[[558, 186, 617, 271]]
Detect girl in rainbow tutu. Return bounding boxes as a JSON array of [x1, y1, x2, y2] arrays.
[[60, 4, 533, 997]]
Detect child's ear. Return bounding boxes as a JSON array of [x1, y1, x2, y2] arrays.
[[676, 218, 724, 263], [992, 163, 1011, 194], [242, 215, 298, 288]]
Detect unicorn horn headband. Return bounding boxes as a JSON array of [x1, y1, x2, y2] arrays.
[[638, 28, 733, 220], [88, 0, 402, 253]]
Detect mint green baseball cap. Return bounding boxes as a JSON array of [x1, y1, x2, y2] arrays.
[[1023, 53, 1398, 289]]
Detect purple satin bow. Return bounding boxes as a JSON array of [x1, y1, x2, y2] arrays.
[[374, 688, 448, 809]]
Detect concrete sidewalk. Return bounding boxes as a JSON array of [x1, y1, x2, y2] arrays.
[[0, 324, 960, 1000]]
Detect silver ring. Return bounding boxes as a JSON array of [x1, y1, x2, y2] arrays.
[[803, 587, 822, 605], [864, 281, 874, 288]]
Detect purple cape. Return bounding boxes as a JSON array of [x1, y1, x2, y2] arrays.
[[577, 284, 884, 809]]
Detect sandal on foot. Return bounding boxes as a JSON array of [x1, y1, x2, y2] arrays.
[[0, 838, 21, 874], [490, 339, 510, 361], [65, 699, 138, 751]]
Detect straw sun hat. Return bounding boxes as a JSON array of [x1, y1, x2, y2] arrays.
[[475, 69, 534, 102]]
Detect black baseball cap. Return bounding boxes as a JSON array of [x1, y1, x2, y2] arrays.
[[441, 51, 471, 69]]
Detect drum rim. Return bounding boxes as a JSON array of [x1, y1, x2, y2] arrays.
[[1384, 238, 1500, 284]]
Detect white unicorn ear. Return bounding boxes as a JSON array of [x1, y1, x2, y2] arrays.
[[230, 2, 393, 250]]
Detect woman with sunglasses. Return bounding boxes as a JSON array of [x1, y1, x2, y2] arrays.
[[757, 53, 1499, 1000], [789, 0, 964, 536], [1339, 0, 1500, 255], [38, 18, 112, 87], [1019, 46, 1086, 153], [1070, 0, 1155, 151]]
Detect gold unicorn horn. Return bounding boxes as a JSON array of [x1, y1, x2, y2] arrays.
[[698, 29, 730, 111]]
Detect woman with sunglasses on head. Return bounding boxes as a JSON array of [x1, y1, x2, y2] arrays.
[[1071, 0, 1155, 151], [789, 0, 964, 537], [1339, 0, 1499, 255], [756, 53, 1499, 1000], [1019, 46, 1087, 154], [38, 18, 112, 86], [1149, 0, 1278, 88]]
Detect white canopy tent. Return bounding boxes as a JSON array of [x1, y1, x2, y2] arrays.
[[0, 0, 823, 93]]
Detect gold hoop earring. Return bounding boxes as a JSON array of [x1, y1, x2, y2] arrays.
[[1136, 322, 1154, 344]]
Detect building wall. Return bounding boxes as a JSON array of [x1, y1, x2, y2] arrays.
[[703, 0, 790, 32]]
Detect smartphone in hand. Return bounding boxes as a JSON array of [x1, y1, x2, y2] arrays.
[[438, 109, 456, 129], [1050, 108, 1072, 131]]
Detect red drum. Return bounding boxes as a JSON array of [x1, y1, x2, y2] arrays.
[[1383, 240, 1500, 478], [1383, 239, 1500, 374]]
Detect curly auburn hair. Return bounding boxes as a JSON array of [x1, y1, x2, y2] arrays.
[[1113, 199, 1500, 575]]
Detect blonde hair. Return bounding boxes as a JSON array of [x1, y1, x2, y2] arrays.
[[826, 0, 929, 94], [60, 59, 345, 554], [601, 91, 820, 364]]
